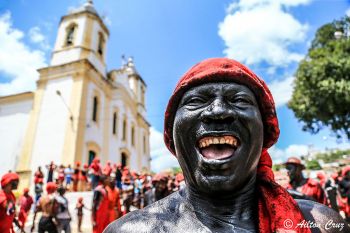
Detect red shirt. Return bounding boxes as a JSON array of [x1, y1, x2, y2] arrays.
[[0, 190, 16, 233], [106, 186, 121, 223], [299, 178, 327, 205], [93, 185, 109, 233], [19, 194, 33, 213], [90, 162, 101, 176]]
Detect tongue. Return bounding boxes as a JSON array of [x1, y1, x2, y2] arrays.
[[201, 144, 235, 160]]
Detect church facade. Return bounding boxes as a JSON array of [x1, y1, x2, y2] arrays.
[[0, 1, 151, 187]]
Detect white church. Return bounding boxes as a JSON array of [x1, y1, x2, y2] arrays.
[[0, 1, 151, 187]]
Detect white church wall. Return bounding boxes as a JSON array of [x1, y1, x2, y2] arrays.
[[0, 98, 32, 175], [30, 77, 73, 174], [51, 48, 83, 66], [83, 82, 105, 164], [107, 101, 122, 164]]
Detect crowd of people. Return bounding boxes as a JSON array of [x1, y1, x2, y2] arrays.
[[0, 158, 186, 233], [0, 155, 349, 232], [275, 156, 350, 223]]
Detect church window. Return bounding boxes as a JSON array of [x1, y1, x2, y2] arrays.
[[98, 33, 104, 56], [122, 118, 127, 141], [121, 153, 128, 168], [66, 25, 76, 46], [113, 112, 117, 135], [141, 85, 145, 106], [131, 126, 135, 146], [88, 150, 96, 165], [92, 96, 98, 122], [143, 135, 147, 153]]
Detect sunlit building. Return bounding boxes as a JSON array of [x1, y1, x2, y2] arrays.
[[0, 0, 151, 187]]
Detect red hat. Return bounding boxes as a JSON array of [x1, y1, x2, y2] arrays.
[[331, 172, 339, 180], [83, 164, 88, 169], [23, 188, 29, 194], [1, 172, 19, 188], [153, 172, 168, 182], [164, 58, 279, 155], [175, 173, 184, 182], [285, 157, 305, 169], [316, 171, 326, 180], [342, 166, 350, 177], [46, 182, 57, 194], [76, 161, 81, 167]]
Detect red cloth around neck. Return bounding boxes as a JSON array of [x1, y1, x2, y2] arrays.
[[163, 58, 310, 233]]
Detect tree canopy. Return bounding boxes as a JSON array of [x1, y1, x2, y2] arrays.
[[288, 16, 350, 140]]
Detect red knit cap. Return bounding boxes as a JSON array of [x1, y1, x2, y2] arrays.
[[163, 58, 310, 233], [164, 58, 279, 155], [1, 172, 19, 188], [46, 182, 57, 194]]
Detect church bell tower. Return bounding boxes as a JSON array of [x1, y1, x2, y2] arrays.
[[51, 0, 109, 76]]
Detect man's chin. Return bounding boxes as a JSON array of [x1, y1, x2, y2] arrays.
[[194, 173, 242, 194]]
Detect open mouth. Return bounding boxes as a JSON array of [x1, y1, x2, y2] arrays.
[[198, 135, 239, 160]]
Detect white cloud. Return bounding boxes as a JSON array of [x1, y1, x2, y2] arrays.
[[103, 16, 112, 26], [218, 0, 310, 67], [269, 144, 309, 164], [0, 12, 47, 95], [28, 26, 50, 50], [268, 76, 294, 107], [150, 127, 179, 173], [346, 8, 350, 17]]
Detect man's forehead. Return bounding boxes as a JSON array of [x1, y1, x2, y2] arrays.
[[182, 82, 255, 96]]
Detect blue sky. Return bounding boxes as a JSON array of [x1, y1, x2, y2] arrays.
[[1, 0, 350, 172]]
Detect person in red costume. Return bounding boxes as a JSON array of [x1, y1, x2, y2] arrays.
[[34, 166, 44, 185], [91, 174, 110, 233], [90, 158, 102, 189], [103, 161, 113, 177], [106, 176, 122, 223], [104, 58, 349, 232], [285, 157, 328, 205], [338, 166, 350, 222], [18, 188, 34, 229], [0, 172, 23, 233], [72, 162, 81, 192]]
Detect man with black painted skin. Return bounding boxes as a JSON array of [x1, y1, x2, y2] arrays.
[[104, 58, 349, 233], [285, 157, 327, 205]]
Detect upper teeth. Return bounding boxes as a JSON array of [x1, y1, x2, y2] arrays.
[[198, 136, 238, 148]]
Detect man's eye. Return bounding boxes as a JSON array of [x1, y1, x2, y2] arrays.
[[227, 96, 253, 105], [185, 97, 206, 105]]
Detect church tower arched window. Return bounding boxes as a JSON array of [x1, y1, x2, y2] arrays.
[[97, 32, 104, 56], [65, 24, 76, 46]]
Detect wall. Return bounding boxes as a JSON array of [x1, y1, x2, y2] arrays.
[[30, 77, 73, 173], [0, 96, 33, 175]]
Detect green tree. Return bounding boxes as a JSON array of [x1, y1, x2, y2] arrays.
[[288, 16, 350, 139], [305, 160, 322, 170]]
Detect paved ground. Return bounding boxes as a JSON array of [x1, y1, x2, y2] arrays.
[[20, 191, 94, 233]]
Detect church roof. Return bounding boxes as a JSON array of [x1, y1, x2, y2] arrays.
[[68, 0, 98, 17]]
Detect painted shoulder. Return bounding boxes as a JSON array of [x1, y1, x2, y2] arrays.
[[103, 190, 209, 233], [297, 199, 350, 233]]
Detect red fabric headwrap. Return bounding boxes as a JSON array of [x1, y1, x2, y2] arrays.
[[163, 58, 310, 233], [46, 182, 57, 194], [1, 172, 19, 188]]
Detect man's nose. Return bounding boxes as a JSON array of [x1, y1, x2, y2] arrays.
[[200, 98, 237, 124]]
